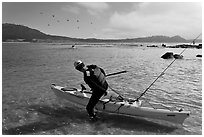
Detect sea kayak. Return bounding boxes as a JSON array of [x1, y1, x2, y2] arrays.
[[51, 84, 190, 124]]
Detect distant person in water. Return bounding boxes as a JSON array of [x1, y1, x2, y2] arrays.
[[74, 60, 108, 121]]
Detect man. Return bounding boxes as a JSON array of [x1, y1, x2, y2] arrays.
[[74, 60, 108, 121]]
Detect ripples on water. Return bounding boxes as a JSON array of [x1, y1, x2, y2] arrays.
[[2, 43, 202, 134]]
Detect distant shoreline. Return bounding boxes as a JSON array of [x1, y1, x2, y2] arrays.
[[2, 42, 31, 43], [2, 41, 202, 49]]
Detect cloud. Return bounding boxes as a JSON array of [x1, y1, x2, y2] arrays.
[[77, 2, 109, 16], [107, 2, 202, 39], [62, 4, 80, 14]]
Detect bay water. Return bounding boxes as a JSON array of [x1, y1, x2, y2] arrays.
[[2, 42, 202, 134]]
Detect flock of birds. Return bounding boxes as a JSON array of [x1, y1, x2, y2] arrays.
[[39, 12, 94, 30]]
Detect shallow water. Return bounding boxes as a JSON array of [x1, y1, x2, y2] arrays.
[[2, 43, 202, 134]]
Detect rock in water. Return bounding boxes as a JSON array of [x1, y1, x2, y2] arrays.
[[196, 54, 202, 57], [173, 54, 183, 59], [161, 52, 174, 59]]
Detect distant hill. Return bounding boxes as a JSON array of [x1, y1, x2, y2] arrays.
[[124, 35, 187, 43], [2, 23, 201, 43], [2, 23, 77, 42]]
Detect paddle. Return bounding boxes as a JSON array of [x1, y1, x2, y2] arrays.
[[106, 70, 127, 77]]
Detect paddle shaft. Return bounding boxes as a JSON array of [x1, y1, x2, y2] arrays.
[[106, 70, 127, 77]]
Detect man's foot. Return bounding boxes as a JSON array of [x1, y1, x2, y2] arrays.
[[89, 115, 100, 122]]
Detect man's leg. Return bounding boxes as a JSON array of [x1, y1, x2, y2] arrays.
[[86, 91, 104, 118]]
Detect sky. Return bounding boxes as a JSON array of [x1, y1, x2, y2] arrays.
[[2, 2, 202, 39]]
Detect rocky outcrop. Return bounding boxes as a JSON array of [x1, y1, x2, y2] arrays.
[[196, 54, 202, 57], [161, 52, 174, 59], [161, 52, 183, 59], [173, 54, 183, 59]]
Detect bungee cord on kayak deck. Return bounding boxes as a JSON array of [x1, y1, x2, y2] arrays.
[[136, 33, 202, 101]]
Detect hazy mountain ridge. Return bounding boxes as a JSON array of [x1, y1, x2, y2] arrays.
[[2, 23, 201, 43]]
